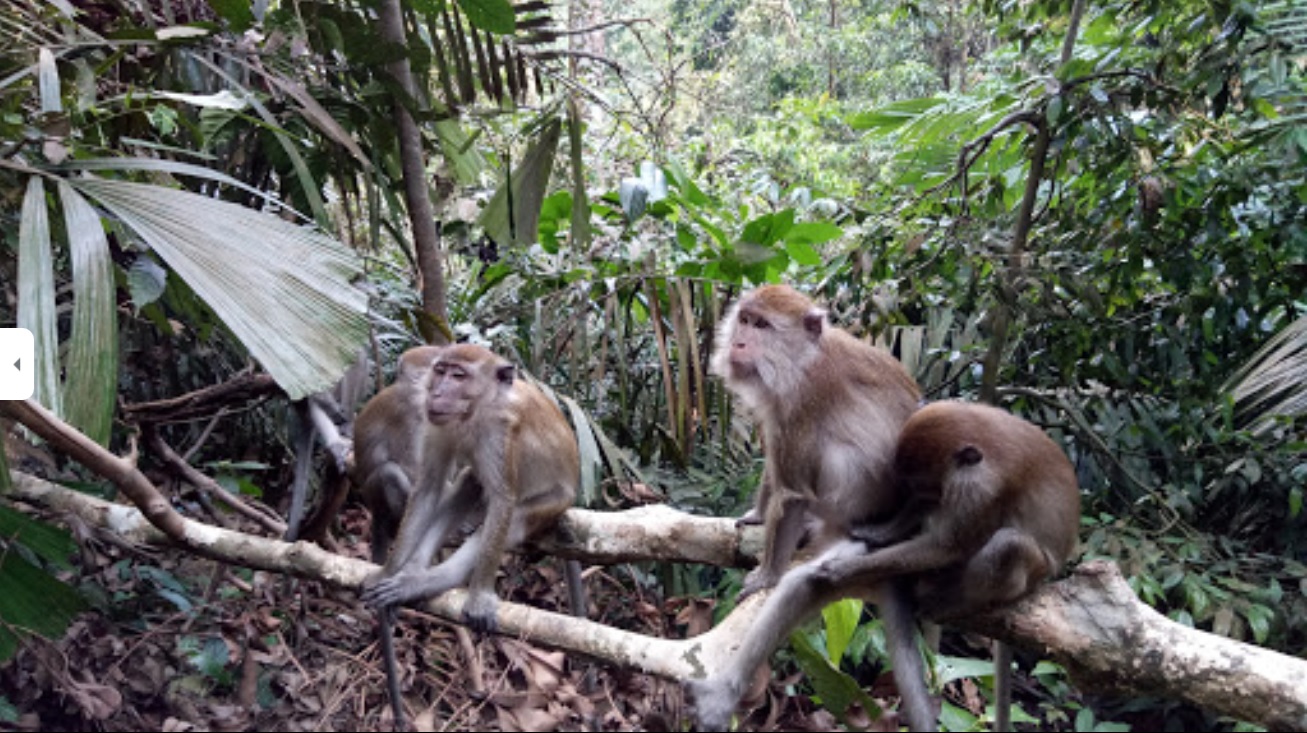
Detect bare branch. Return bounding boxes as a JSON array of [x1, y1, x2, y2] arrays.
[[4, 469, 1306, 730]]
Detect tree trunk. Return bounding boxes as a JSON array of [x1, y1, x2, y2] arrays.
[[377, 0, 451, 344]]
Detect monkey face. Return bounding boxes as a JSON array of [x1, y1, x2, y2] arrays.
[[425, 346, 517, 425], [722, 308, 770, 379], [427, 361, 475, 424]]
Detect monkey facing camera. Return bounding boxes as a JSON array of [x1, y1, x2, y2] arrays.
[[360, 343, 580, 631], [690, 399, 1081, 732]]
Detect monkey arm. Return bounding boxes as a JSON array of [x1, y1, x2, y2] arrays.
[[813, 532, 962, 588], [849, 501, 928, 549], [460, 432, 515, 632], [739, 493, 807, 600]]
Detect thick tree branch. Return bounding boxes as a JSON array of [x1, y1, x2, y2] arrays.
[[3, 469, 1304, 730]]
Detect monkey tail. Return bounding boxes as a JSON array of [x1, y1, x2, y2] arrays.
[[379, 606, 408, 730], [881, 579, 937, 732]]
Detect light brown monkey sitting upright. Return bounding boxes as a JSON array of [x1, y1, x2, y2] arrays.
[[691, 400, 1081, 731], [709, 284, 922, 597], [703, 284, 932, 727], [360, 343, 579, 633]]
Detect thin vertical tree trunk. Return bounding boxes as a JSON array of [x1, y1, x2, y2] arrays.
[[979, 0, 1086, 404], [377, 0, 451, 345]]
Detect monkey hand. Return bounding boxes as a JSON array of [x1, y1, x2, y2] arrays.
[[735, 507, 764, 527], [848, 523, 895, 550], [361, 572, 416, 608], [461, 591, 499, 634], [737, 567, 777, 601]]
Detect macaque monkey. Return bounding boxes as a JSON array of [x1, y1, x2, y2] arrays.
[[691, 400, 1081, 732], [360, 343, 580, 633], [350, 345, 445, 562], [703, 284, 932, 727], [339, 345, 443, 730], [709, 284, 922, 598]]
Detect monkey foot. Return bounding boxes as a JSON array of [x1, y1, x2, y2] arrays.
[[461, 593, 500, 634], [686, 675, 742, 731]]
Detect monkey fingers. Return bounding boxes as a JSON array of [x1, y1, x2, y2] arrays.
[[360, 573, 420, 608]]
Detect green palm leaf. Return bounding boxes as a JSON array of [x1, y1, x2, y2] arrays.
[[68, 177, 369, 400], [58, 181, 117, 446], [1225, 316, 1307, 434]]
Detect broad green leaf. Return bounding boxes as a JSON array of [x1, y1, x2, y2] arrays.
[[783, 221, 843, 246], [790, 630, 882, 726], [846, 96, 946, 132], [479, 116, 562, 246], [784, 240, 822, 266], [556, 393, 602, 507], [17, 177, 62, 417], [127, 257, 169, 311], [821, 599, 863, 667], [37, 48, 60, 114], [0, 539, 87, 664], [0, 504, 78, 570], [741, 209, 795, 247], [457, 0, 515, 34], [935, 654, 996, 685], [57, 182, 118, 447], [566, 99, 591, 250], [69, 177, 368, 399]]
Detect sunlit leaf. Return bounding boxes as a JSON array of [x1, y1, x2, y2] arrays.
[[68, 177, 368, 399], [58, 182, 117, 447], [821, 599, 863, 667], [17, 177, 62, 416]]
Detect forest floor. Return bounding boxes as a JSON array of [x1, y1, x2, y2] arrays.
[[0, 501, 877, 732]]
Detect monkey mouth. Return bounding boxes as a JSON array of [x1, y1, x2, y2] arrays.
[[427, 410, 461, 425]]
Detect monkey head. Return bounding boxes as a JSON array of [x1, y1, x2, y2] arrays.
[[395, 345, 444, 387], [710, 285, 827, 408], [426, 344, 516, 425]]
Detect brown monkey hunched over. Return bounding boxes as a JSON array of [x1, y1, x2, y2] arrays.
[[692, 400, 1081, 732]]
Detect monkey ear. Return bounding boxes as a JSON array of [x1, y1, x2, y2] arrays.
[[802, 308, 826, 337], [495, 363, 516, 385], [955, 445, 984, 466]]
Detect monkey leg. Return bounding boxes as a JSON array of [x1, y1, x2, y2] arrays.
[[689, 547, 848, 730], [812, 533, 958, 590], [736, 471, 772, 527], [362, 464, 416, 564], [915, 527, 1053, 622], [362, 527, 483, 609], [739, 495, 808, 600]]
